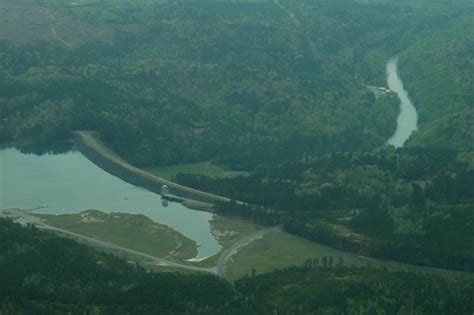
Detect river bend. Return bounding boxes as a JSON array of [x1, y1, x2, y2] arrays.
[[386, 58, 418, 147]]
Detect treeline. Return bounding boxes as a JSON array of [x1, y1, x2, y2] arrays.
[[178, 148, 474, 210], [175, 147, 474, 271], [236, 265, 474, 315], [1, 219, 473, 314], [399, 16, 474, 149], [5, 0, 469, 166], [1, 0, 471, 167], [0, 219, 233, 314], [2, 0, 471, 168]]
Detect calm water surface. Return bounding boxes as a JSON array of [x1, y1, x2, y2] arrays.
[[0, 146, 221, 259], [386, 58, 418, 147]]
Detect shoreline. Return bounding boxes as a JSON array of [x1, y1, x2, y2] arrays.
[[72, 131, 241, 211], [386, 57, 418, 147]]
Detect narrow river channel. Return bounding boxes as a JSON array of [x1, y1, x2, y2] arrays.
[[386, 58, 418, 147], [0, 145, 221, 259], [0, 58, 417, 261]]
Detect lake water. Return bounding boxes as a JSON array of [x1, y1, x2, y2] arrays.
[[386, 58, 418, 147], [0, 145, 221, 259]]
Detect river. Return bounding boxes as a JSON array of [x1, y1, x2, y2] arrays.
[[0, 145, 221, 259], [0, 58, 417, 260], [386, 58, 418, 147]]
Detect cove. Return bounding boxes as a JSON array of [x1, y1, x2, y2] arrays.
[[0, 145, 221, 259]]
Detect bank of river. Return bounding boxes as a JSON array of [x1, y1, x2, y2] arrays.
[[386, 58, 418, 147], [0, 145, 221, 259]]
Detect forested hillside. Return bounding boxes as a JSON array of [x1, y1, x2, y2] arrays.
[[1, 219, 473, 314], [0, 219, 233, 314], [1, 1, 474, 312], [177, 147, 474, 271], [399, 18, 474, 149], [1, 0, 470, 166]]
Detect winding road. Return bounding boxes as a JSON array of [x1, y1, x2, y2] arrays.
[[1, 208, 277, 277], [43, 220, 279, 276], [215, 226, 282, 276], [40, 224, 215, 274]]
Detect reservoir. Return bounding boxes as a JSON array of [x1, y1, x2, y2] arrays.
[[0, 145, 221, 259], [386, 58, 418, 147]]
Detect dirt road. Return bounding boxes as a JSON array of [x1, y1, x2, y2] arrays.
[[1, 209, 215, 274], [2, 208, 282, 277]]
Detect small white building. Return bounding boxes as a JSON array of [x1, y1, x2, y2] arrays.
[[377, 87, 392, 94]]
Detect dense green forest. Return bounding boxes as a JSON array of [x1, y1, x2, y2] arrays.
[[399, 18, 474, 149], [1, 0, 473, 312], [1, 0, 471, 166], [1, 219, 473, 314], [176, 147, 474, 271]]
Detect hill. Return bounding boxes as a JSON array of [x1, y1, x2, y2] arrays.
[[2, 0, 470, 166], [399, 19, 474, 149]]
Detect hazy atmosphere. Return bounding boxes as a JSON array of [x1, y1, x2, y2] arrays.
[[0, 0, 473, 313]]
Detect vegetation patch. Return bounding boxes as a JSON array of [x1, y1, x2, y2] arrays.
[[146, 160, 246, 180], [191, 214, 262, 268], [225, 230, 466, 281], [210, 215, 261, 247], [36, 210, 197, 260]]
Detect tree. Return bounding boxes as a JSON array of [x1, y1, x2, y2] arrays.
[[322, 256, 328, 267]]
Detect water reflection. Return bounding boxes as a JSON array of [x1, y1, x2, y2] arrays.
[[17, 142, 74, 156]]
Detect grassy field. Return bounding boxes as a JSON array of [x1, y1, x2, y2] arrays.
[[225, 230, 466, 280], [37, 210, 197, 260], [146, 161, 245, 180], [210, 215, 261, 247], [35, 210, 468, 279], [75, 131, 235, 203], [190, 214, 262, 268]]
